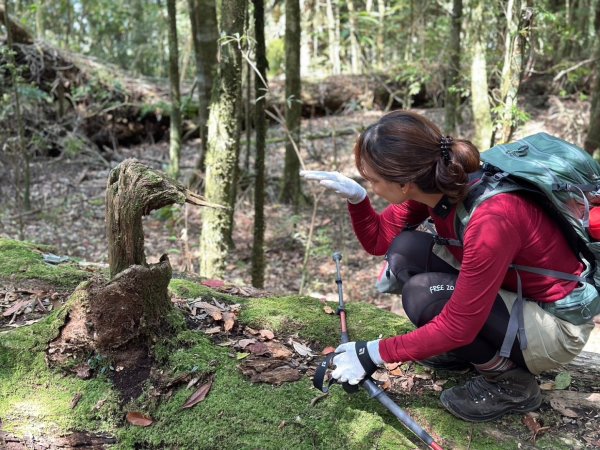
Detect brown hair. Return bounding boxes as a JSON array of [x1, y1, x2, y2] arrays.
[[354, 110, 481, 202]]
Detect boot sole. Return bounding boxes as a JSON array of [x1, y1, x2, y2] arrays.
[[440, 392, 542, 422]]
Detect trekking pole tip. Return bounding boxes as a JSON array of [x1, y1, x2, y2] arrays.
[[332, 252, 342, 262]]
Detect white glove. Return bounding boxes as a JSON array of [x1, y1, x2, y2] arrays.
[[300, 170, 367, 204], [331, 340, 383, 385]]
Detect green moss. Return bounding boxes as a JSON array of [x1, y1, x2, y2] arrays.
[[239, 296, 414, 347], [0, 238, 91, 288], [0, 308, 120, 440], [169, 278, 244, 305]]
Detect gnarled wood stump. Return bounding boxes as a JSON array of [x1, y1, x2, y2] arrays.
[[47, 159, 217, 399]]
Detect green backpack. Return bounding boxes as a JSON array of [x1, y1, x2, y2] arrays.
[[445, 133, 600, 357]]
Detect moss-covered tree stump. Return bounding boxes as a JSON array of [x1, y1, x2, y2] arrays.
[[46, 159, 216, 397]]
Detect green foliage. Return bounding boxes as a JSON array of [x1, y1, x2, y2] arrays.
[[266, 37, 285, 77]]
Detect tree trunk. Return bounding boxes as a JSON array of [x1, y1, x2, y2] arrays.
[[199, 0, 245, 278], [377, 0, 386, 67], [189, 0, 218, 174], [492, 1, 533, 145], [251, 0, 267, 288], [280, 0, 303, 207], [35, 0, 44, 39], [106, 160, 211, 278], [0, 4, 34, 44], [469, 0, 493, 150], [325, 0, 341, 75], [444, 0, 462, 134], [48, 159, 214, 396], [584, 0, 600, 154], [166, 0, 182, 179], [347, 0, 361, 74]]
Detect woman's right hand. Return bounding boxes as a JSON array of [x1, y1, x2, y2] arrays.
[[300, 170, 367, 204]]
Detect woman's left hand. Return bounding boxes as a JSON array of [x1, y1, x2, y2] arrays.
[[332, 341, 382, 385]]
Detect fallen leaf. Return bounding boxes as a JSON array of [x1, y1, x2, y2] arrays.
[[321, 346, 336, 355], [384, 362, 401, 371], [245, 327, 259, 335], [204, 326, 222, 334], [554, 372, 571, 390], [292, 340, 314, 357], [182, 377, 214, 409], [126, 411, 153, 427], [259, 329, 275, 340], [2, 299, 29, 317], [522, 412, 550, 444], [70, 393, 82, 409], [94, 399, 106, 410], [247, 342, 271, 356], [278, 420, 286, 430], [388, 367, 403, 377], [186, 377, 200, 389], [223, 312, 236, 332], [201, 280, 225, 288], [323, 306, 335, 314], [539, 382, 555, 390], [193, 302, 223, 321], [238, 338, 257, 349], [266, 341, 293, 359], [550, 398, 579, 418], [236, 352, 250, 360]]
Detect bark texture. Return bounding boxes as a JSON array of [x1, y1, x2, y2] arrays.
[[199, 0, 245, 278], [280, 0, 302, 207], [166, 0, 182, 178], [444, 0, 462, 134]]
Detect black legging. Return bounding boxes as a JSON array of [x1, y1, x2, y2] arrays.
[[387, 230, 526, 368]]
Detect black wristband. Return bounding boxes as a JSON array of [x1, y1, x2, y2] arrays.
[[355, 341, 378, 378]]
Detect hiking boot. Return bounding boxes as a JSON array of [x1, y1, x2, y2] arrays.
[[417, 353, 472, 371], [439, 368, 542, 422]]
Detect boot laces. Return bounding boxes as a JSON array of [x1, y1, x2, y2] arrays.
[[465, 376, 513, 402]]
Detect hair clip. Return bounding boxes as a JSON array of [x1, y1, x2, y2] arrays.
[[440, 136, 453, 166]]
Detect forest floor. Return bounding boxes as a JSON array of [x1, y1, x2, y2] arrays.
[[1, 101, 600, 448]]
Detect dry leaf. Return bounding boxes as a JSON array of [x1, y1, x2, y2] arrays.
[[126, 411, 153, 427], [388, 367, 403, 377], [522, 412, 550, 443], [321, 346, 336, 355], [182, 377, 214, 409], [323, 306, 335, 314], [70, 393, 82, 409], [2, 299, 29, 317], [259, 329, 275, 340], [550, 398, 579, 418], [236, 352, 250, 360], [292, 340, 314, 357], [223, 312, 236, 332], [186, 377, 200, 389], [384, 362, 401, 371], [238, 338, 257, 349], [201, 280, 225, 288], [247, 342, 271, 356], [193, 301, 223, 321], [204, 326, 221, 334], [245, 327, 259, 335], [539, 382, 555, 390], [266, 341, 293, 359]]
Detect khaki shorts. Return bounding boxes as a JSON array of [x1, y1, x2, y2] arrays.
[[433, 244, 594, 374]]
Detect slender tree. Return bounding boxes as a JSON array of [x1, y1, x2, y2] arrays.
[[199, 0, 245, 278], [347, 0, 361, 74], [492, 1, 533, 145], [280, 0, 303, 207], [469, 0, 493, 150], [251, 0, 268, 288], [444, 0, 462, 134], [189, 0, 218, 173], [325, 0, 341, 74], [166, 0, 182, 179], [584, 0, 600, 154]]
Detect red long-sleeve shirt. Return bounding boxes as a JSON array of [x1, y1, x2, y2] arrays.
[[348, 194, 583, 363]]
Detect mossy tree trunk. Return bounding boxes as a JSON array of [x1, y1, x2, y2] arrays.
[[492, 1, 533, 145], [199, 0, 245, 278], [444, 0, 462, 135], [280, 0, 303, 208], [251, 0, 267, 288], [166, 0, 182, 179], [188, 0, 218, 173], [584, 1, 600, 154], [469, 0, 493, 151]]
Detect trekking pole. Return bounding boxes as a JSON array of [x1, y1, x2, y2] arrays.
[[331, 252, 444, 450]]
